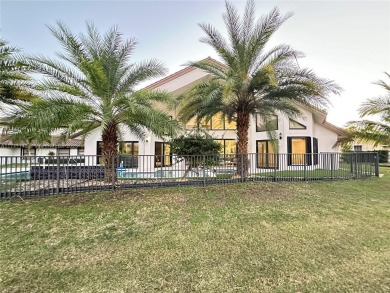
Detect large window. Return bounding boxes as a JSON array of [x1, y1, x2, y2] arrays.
[[155, 142, 172, 167], [214, 139, 237, 166], [257, 140, 278, 168], [97, 141, 139, 168], [214, 139, 237, 155], [287, 137, 312, 166], [186, 113, 236, 130], [256, 115, 278, 132], [186, 117, 211, 129]]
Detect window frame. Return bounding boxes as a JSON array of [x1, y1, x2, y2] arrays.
[[255, 114, 278, 132], [21, 147, 36, 157], [353, 145, 363, 152], [289, 119, 307, 130], [214, 139, 237, 155], [185, 114, 236, 130], [154, 142, 172, 167], [287, 136, 312, 166], [96, 141, 139, 168], [256, 140, 278, 169]]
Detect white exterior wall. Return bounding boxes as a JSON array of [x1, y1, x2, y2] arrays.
[[36, 148, 56, 157], [0, 147, 21, 157], [313, 123, 340, 153], [0, 148, 21, 166]]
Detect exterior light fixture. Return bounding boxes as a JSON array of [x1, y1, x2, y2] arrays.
[[279, 133, 282, 140]]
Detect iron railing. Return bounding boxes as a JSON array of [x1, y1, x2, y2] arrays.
[[0, 152, 379, 199]]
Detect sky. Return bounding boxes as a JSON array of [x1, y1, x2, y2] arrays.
[[1, 0, 389, 127]]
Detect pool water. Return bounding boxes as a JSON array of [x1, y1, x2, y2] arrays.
[[0, 171, 30, 180]]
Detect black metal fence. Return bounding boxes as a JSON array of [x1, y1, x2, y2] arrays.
[[0, 152, 379, 199]]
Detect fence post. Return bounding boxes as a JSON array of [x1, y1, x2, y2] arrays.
[[111, 156, 115, 191], [354, 153, 358, 178], [374, 152, 380, 177], [203, 155, 206, 186], [330, 153, 334, 179], [240, 154, 244, 183], [274, 154, 277, 181], [160, 156, 163, 187], [304, 154, 307, 181], [56, 155, 60, 194]]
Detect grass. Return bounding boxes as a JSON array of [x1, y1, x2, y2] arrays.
[[255, 168, 371, 179], [0, 168, 389, 292]]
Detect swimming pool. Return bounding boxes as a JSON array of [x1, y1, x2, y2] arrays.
[[0, 171, 30, 180]]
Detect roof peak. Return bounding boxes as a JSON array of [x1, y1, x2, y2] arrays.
[[144, 57, 223, 90]]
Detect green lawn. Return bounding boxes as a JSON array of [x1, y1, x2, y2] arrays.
[[1, 169, 389, 292], [255, 168, 373, 179]]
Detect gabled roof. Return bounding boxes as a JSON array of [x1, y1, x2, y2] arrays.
[[144, 57, 224, 90], [322, 121, 349, 137], [0, 135, 83, 148]]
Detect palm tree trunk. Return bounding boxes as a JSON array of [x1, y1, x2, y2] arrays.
[[101, 121, 118, 183], [236, 110, 250, 178]]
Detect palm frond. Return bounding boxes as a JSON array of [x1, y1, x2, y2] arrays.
[[186, 59, 227, 80], [346, 120, 390, 146], [359, 96, 390, 117], [11, 22, 177, 149], [0, 38, 35, 107], [5, 97, 98, 140], [198, 23, 234, 65], [345, 72, 390, 146], [373, 72, 390, 92]]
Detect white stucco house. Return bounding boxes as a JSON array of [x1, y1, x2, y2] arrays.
[[82, 58, 348, 176]]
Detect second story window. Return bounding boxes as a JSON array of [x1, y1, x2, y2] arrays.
[[185, 113, 236, 130], [289, 119, 306, 129], [256, 115, 278, 132]]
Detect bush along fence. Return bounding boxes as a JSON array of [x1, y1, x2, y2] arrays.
[[0, 152, 380, 199]]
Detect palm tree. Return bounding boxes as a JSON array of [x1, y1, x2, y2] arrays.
[[178, 0, 341, 176], [5, 22, 179, 181], [0, 39, 35, 107], [346, 73, 390, 146]]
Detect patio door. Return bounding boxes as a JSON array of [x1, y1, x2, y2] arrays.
[[257, 140, 277, 168]]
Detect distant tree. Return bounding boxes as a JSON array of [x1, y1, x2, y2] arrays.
[[5, 22, 179, 182], [346, 72, 390, 146], [178, 0, 341, 177], [170, 131, 221, 178]]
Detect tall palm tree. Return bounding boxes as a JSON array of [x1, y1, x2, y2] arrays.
[[0, 39, 35, 107], [346, 73, 390, 146], [178, 0, 341, 176], [5, 22, 179, 181]]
